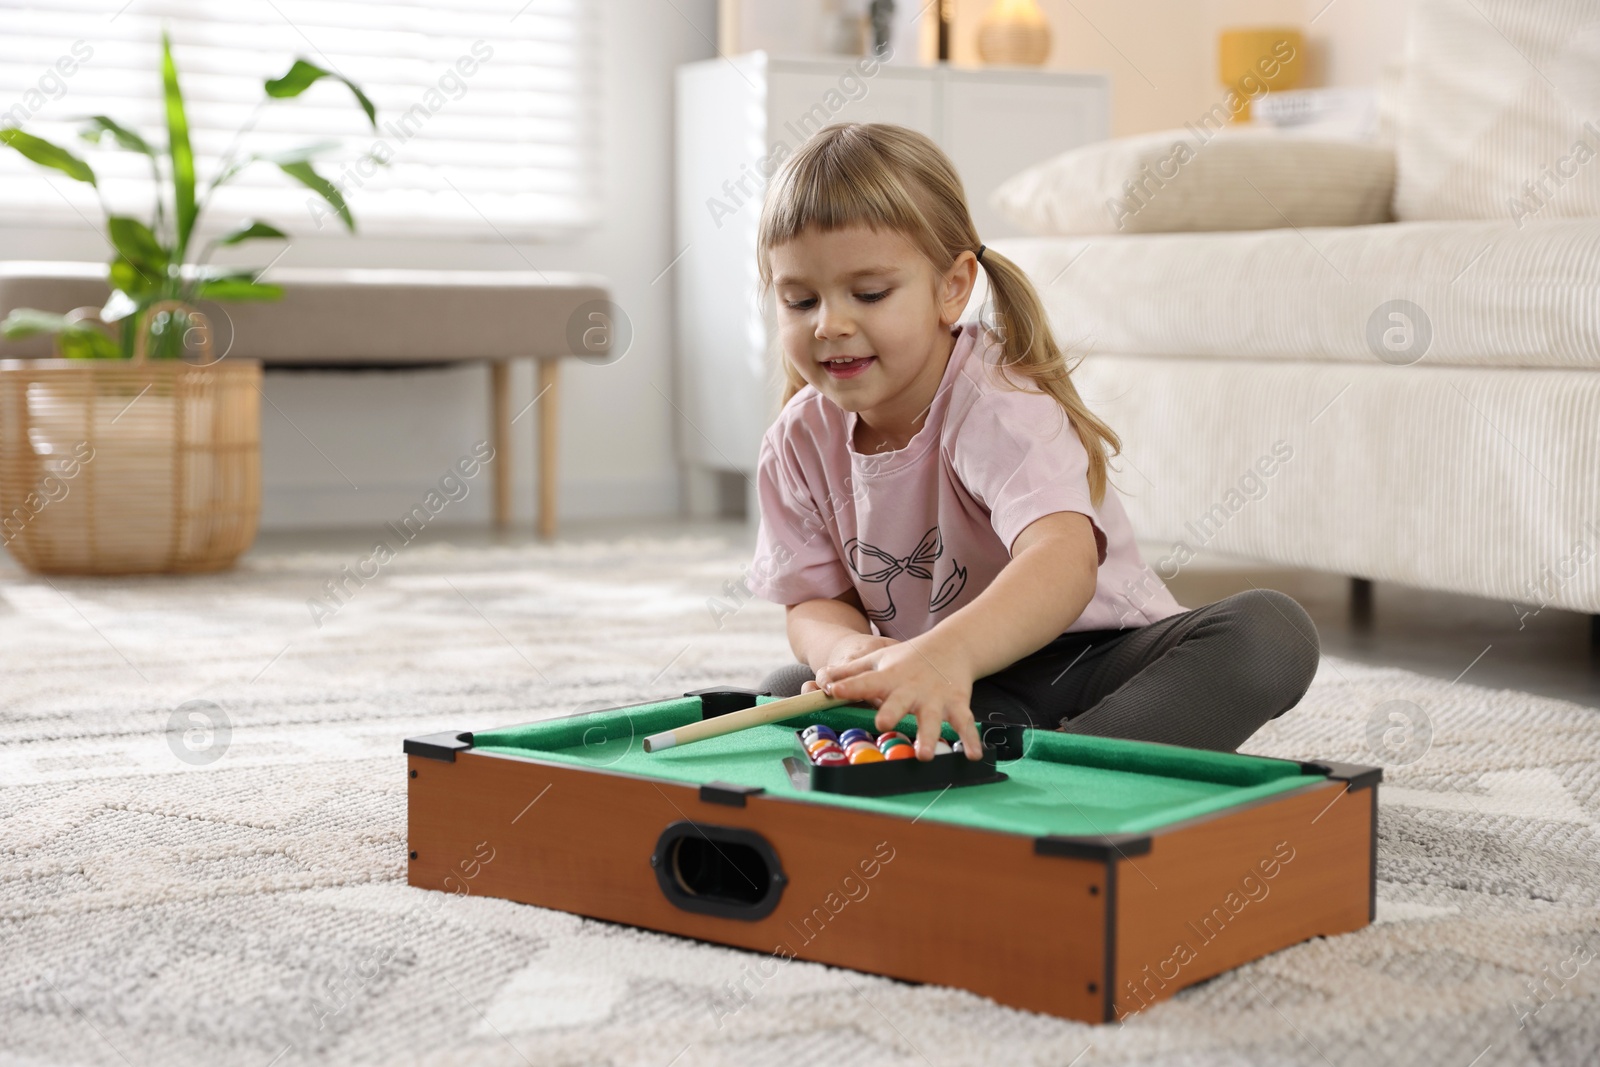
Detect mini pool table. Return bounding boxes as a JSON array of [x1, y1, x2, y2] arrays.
[[405, 688, 1379, 1023]]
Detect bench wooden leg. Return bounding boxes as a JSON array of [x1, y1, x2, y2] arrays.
[[490, 360, 512, 528], [537, 359, 559, 540]]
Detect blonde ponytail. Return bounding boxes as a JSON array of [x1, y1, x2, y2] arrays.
[[976, 247, 1123, 508]]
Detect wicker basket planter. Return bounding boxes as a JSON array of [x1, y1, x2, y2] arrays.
[[0, 303, 261, 575]]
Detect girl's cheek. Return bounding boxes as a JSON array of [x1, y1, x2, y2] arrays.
[[782, 337, 819, 381], [775, 319, 802, 352]]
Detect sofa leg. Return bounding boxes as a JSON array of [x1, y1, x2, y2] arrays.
[[1350, 577, 1374, 627]]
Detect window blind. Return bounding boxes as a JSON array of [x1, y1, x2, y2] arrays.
[[0, 0, 599, 241]]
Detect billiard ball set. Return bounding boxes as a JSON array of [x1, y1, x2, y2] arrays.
[[802, 724, 933, 764], [787, 721, 1011, 797]]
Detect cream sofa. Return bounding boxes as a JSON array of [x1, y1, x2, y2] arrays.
[[988, 0, 1600, 629]]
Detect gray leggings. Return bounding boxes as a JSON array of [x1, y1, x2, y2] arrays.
[[757, 588, 1320, 752]]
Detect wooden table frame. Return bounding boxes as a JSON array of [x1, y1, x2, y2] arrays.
[[404, 693, 1381, 1023]]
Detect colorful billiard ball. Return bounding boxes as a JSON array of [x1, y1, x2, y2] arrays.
[[876, 731, 909, 746], [807, 737, 842, 757], [934, 740, 954, 755], [884, 744, 916, 761], [802, 724, 838, 744], [838, 728, 872, 748], [877, 736, 911, 754], [814, 750, 849, 766], [848, 747, 885, 764], [845, 740, 878, 758]]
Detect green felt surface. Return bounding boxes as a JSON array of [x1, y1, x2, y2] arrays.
[[470, 697, 1325, 839]]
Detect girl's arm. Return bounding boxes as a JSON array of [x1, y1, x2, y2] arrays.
[[785, 587, 896, 674], [919, 510, 1100, 681], [819, 510, 1100, 756]]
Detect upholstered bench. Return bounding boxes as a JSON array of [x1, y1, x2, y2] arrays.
[[0, 262, 611, 537]]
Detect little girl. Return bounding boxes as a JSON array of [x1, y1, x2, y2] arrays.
[[746, 122, 1320, 760]]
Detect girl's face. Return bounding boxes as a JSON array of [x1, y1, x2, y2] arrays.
[[769, 223, 976, 440]]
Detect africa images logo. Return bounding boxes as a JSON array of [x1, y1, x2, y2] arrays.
[[166, 699, 231, 766]]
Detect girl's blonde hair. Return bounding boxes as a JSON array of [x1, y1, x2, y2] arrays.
[[756, 122, 1122, 508]]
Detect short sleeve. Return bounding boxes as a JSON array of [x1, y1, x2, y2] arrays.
[[747, 430, 854, 605], [951, 387, 1109, 564]]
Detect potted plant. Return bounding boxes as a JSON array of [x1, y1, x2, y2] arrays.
[[0, 31, 375, 574]]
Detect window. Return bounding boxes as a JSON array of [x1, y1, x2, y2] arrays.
[[0, 0, 599, 240]]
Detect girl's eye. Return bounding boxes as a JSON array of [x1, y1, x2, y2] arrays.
[[784, 298, 817, 311], [857, 290, 889, 303]]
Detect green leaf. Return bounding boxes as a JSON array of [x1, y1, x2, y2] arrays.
[[277, 159, 354, 232], [110, 255, 169, 301], [58, 327, 122, 360], [209, 142, 341, 196], [107, 216, 170, 276], [161, 32, 197, 258], [1, 308, 72, 339], [2, 309, 120, 358], [195, 278, 284, 302], [264, 59, 377, 128], [77, 115, 155, 157], [215, 220, 288, 246], [0, 128, 96, 185]]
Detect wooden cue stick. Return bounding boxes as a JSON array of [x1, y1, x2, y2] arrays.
[[642, 689, 850, 753]]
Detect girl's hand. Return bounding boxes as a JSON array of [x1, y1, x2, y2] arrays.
[[801, 633, 899, 693], [819, 640, 984, 761]]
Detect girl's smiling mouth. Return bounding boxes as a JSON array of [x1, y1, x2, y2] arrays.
[[821, 355, 877, 379]]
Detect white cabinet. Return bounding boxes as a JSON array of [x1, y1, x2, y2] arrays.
[[673, 52, 1109, 500]]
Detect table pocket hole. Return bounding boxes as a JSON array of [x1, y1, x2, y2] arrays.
[[652, 820, 785, 921]]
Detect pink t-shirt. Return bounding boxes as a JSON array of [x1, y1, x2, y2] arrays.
[[747, 321, 1186, 641]]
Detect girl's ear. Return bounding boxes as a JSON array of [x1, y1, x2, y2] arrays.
[[937, 249, 980, 327]]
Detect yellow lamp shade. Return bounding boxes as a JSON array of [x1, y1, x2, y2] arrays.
[[977, 0, 1052, 66], [1219, 28, 1305, 121]]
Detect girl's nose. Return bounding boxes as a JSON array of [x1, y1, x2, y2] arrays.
[[814, 300, 854, 340]]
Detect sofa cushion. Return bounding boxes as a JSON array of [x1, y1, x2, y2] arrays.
[[990, 128, 1396, 235], [1393, 0, 1600, 222], [990, 218, 1600, 370]]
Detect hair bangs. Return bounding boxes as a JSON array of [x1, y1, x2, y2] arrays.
[[757, 128, 929, 285]]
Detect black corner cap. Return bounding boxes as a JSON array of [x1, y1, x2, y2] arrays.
[[699, 781, 766, 807], [976, 719, 1028, 762], [1035, 833, 1153, 861], [684, 687, 767, 718], [1300, 760, 1383, 791], [403, 731, 474, 762]]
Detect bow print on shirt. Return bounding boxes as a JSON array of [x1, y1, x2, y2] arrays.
[[844, 526, 968, 624]]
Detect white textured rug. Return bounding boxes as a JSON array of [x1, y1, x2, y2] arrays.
[[2, 537, 1598, 1067]]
